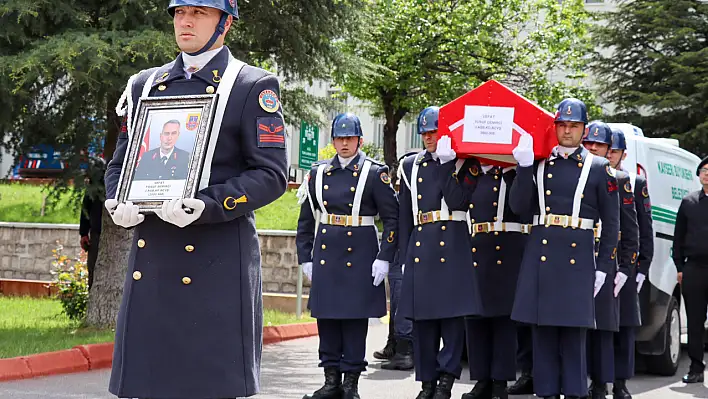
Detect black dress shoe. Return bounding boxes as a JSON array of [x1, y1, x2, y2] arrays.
[[461, 379, 492, 399], [506, 372, 533, 395], [613, 379, 632, 399], [373, 339, 396, 360], [682, 371, 704, 383]]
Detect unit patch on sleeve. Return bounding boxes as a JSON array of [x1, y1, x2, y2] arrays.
[[258, 89, 280, 113], [607, 179, 618, 193], [257, 117, 286, 148], [642, 185, 649, 198], [380, 172, 391, 185], [624, 181, 632, 193]]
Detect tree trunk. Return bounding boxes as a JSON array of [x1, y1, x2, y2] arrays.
[[382, 101, 407, 186], [85, 93, 128, 328], [85, 209, 132, 328]]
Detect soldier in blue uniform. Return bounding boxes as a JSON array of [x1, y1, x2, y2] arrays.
[[296, 112, 399, 399], [582, 121, 639, 399], [398, 106, 483, 399], [607, 128, 653, 399], [461, 163, 529, 399], [378, 152, 418, 372], [509, 98, 620, 399], [133, 119, 191, 181], [103, 1, 288, 398]]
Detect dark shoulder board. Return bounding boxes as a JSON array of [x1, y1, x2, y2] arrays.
[[366, 157, 384, 166]]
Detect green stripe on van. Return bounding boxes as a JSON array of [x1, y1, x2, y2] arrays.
[[651, 205, 677, 218]]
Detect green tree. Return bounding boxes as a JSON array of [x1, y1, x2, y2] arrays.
[[591, 0, 708, 157], [0, 0, 364, 327], [335, 0, 598, 178]]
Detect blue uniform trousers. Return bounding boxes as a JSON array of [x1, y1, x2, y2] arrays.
[[588, 329, 615, 383], [317, 319, 369, 372], [516, 324, 533, 373], [390, 277, 413, 340], [532, 326, 587, 397], [614, 327, 636, 380], [465, 317, 517, 381], [413, 317, 465, 382]]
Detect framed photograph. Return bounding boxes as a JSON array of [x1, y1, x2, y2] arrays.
[[115, 94, 218, 212]]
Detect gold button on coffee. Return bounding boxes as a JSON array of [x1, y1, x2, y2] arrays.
[[347, 262, 352, 267], [353, 172, 358, 177], [572, 243, 577, 248], [137, 239, 145, 248], [206, 86, 215, 94], [542, 239, 548, 245], [182, 277, 192, 285], [348, 248, 352, 252], [322, 229, 327, 234], [415, 258, 420, 263], [474, 262, 478, 267], [570, 259, 576, 265], [132, 271, 142, 280], [497, 260, 502, 265], [439, 241, 445, 247], [417, 194, 422, 200], [441, 226, 446, 231], [550, 161, 555, 166], [493, 217, 498, 221], [469, 204, 474, 209], [440, 258, 446, 263], [185, 245, 194, 252], [350, 187, 356, 192], [578, 162, 583, 168], [472, 248, 477, 253], [546, 190, 551, 195], [321, 244, 326, 250], [347, 232, 352, 236], [158, 84, 166, 91], [324, 185, 329, 190], [416, 241, 421, 247], [323, 201, 328, 206], [493, 187, 498, 192], [547, 173, 553, 178], [545, 206, 551, 212], [493, 202, 498, 206], [541, 256, 547, 262], [418, 178, 423, 183], [320, 260, 326, 265], [418, 226, 422, 231], [496, 246, 501, 251], [423, 162, 428, 167]]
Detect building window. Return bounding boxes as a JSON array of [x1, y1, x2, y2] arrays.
[[409, 123, 422, 149]]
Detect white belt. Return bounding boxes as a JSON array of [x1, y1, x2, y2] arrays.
[[471, 221, 531, 235], [320, 213, 375, 227], [533, 214, 595, 230], [416, 210, 467, 225]]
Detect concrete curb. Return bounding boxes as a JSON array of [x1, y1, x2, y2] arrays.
[[0, 322, 318, 383]]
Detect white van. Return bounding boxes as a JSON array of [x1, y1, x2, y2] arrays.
[[608, 123, 702, 376]]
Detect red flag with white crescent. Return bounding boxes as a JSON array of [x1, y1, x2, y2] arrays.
[[138, 126, 149, 161]]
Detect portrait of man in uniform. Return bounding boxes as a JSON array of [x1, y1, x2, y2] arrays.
[[133, 118, 192, 181], [120, 100, 215, 207]]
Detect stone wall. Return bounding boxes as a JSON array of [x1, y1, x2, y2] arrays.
[[0, 222, 308, 294]]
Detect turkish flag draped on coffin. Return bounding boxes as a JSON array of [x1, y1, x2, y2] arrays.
[[439, 80, 558, 166]]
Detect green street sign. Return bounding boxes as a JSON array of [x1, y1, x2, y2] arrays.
[[299, 121, 319, 170]]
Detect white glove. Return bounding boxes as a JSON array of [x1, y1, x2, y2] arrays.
[[512, 134, 534, 167], [401, 264, 405, 275], [105, 199, 144, 228], [302, 262, 313, 281], [614, 271, 628, 297], [372, 259, 389, 286], [636, 272, 646, 293], [594, 271, 607, 298], [154, 198, 205, 228], [435, 136, 457, 164]]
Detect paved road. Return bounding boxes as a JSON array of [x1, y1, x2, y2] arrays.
[[1, 324, 707, 398]]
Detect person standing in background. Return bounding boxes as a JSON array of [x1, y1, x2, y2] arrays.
[[673, 156, 708, 384]]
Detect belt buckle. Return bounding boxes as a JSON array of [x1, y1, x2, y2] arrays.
[[329, 214, 347, 226], [419, 211, 433, 225], [474, 223, 490, 234], [549, 214, 569, 228]]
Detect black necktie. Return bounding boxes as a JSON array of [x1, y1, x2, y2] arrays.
[[161, 156, 167, 165]]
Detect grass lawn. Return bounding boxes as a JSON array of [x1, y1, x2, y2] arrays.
[[0, 183, 300, 230], [0, 296, 314, 359]]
